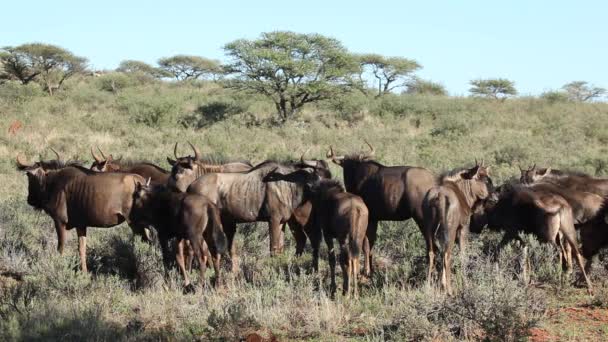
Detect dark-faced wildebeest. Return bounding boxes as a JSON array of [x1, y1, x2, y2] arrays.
[[16, 154, 148, 272], [477, 183, 593, 294], [167, 142, 253, 192], [264, 168, 368, 298], [130, 181, 227, 292], [90, 146, 170, 185], [326, 141, 436, 276], [422, 161, 493, 295], [185, 160, 332, 272]]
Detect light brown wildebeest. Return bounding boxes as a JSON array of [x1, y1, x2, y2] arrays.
[[130, 181, 227, 292], [185, 160, 332, 272], [264, 168, 368, 298], [478, 182, 593, 294], [16, 153, 147, 272], [422, 161, 493, 295], [326, 141, 436, 276], [90, 146, 170, 185]]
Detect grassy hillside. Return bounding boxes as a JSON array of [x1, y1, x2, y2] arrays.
[[1, 76, 608, 341]]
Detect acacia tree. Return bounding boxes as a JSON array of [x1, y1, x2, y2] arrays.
[[469, 78, 517, 100], [357, 54, 420, 97], [562, 81, 606, 102], [116, 60, 169, 79], [223, 31, 359, 121], [0, 43, 87, 95], [157, 55, 222, 81], [404, 77, 447, 96]]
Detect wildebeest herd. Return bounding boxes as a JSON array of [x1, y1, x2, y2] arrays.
[[15, 142, 608, 297]]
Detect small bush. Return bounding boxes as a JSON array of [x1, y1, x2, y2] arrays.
[[430, 118, 470, 137], [493, 145, 529, 165], [96, 73, 139, 93], [179, 99, 248, 129], [0, 81, 44, 104], [204, 301, 261, 341], [119, 95, 181, 128]]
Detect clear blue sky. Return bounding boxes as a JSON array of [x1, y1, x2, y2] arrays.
[[2, 0, 606, 95]]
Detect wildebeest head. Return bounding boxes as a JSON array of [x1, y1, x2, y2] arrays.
[[263, 165, 337, 199], [326, 140, 375, 167], [90, 146, 122, 172], [519, 164, 552, 184], [441, 160, 494, 209], [167, 142, 203, 191], [16, 150, 66, 209]]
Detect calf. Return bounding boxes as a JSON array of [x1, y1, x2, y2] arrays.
[[131, 182, 227, 291], [265, 168, 368, 298]]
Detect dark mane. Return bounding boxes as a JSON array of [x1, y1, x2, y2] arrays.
[[546, 168, 593, 178], [311, 179, 345, 193], [344, 152, 376, 163], [115, 159, 169, 173], [438, 167, 468, 183], [66, 164, 101, 175], [249, 159, 301, 172], [18, 159, 83, 171]]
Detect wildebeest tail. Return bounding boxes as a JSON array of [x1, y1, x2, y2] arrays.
[[208, 204, 227, 254], [349, 205, 364, 258]]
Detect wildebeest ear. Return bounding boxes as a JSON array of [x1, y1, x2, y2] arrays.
[[461, 165, 480, 179], [167, 157, 176, 166]]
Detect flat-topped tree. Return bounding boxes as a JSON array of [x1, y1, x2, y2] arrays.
[[0, 43, 87, 95], [223, 31, 359, 121], [469, 78, 517, 100], [116, 60, 169, 79], [562, 81, 606, 102], [157, 55, 222, 81], [357, 54, 421, 97]]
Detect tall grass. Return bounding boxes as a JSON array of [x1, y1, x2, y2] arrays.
[[1, 76, 607, 340]]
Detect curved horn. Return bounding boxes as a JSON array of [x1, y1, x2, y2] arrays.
[[300, 147, 311, 164], [91, 147, 102, 163], [364, 139, 375, 156], [174, 142, 179, 159], [146, 177, 151, 187], [480, 159, 485, 167], [97, 146, 107, 159], [532, 163, 537, 171], [187, 141, 201, 160], [49, 147, 61, 161], [16, 154, 32, 168]]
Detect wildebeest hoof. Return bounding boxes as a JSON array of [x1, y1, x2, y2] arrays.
[[183, 284, 196, 294]]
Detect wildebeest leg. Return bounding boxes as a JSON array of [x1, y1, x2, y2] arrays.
[[269, 217, 283, 256], [184, 240, 194, 273], [339, 246, 349, 297], [54, 219, 67, 255], [307, 224, 322, 272], [559, 213, 593, 294], [363, 220, 378, 276], [353, 255, 360, 299], [223, 220, 239, 273], [176, 239, 194, 293], [457, 226, 468, 284], [159, 234, 172, 275], [325, 236, 337, 297], [288, 219, 307, 257], [424, 232, 436, 286], [193, 239, 208, 290], [76, 227, 88, 273]]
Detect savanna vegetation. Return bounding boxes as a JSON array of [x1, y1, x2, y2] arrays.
[[1, 32, 608, 341]]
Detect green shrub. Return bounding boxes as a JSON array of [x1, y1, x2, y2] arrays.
[[179, 99, 248, 129], [493, 145, 529, 165], [119, 95, 181, 128], [0, 81, 44, 104], [96, 72, 139, 93]]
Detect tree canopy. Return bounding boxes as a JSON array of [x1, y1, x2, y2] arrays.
[[469, 78, 517, 100], [116, 60, 169, 78], [357, 54, 420, 97], [0, 43, 87, 95], [223, 31, 359, 120], [562, 81, 606, 102], [404, 77, 447, 96], [157, 55, 222, 81]]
